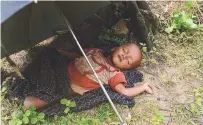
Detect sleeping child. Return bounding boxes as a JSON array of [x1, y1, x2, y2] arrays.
[[24, 42, 153, 109]]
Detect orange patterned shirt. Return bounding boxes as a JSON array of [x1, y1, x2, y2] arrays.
[[67, 48, 127, 95]]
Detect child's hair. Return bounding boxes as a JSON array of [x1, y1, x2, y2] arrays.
[[92, 40, 121, 57]]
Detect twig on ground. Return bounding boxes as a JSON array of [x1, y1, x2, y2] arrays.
[[167, 113, 172, 125], [159, 108, 173, 112], [195, 1, 203, 17], [195, 12, 201, 25]]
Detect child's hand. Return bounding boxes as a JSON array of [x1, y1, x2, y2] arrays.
[[143, 83, 153, 94]]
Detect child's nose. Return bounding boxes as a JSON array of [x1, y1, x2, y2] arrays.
[[122, 54, 127, 59]]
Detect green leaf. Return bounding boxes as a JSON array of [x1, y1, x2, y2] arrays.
[[199, 24, 203, 28], [9, 119, 22, 125], [11, 110, 23, 119], [30, 111, 37, 118], [9, 119, 18, 125], [185, 18, 193, 25], [165, 27, 174, 33], [37, 113, 45, 120], [31, 118, 38, 124], [29, 105, 36, 111], [1, 86, 7, 93], [190, 23, 197, 29], [25, 110, 31, 116], [22, 116, 29, 124], [16, 120, 23, 125], [60, 98, 69, 105], [142, 47, 147, 53], [69, 101, 76, 107], [185, 0, 193, 9], [64, 107, 70, 114]]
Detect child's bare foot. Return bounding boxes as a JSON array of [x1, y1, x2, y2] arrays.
[[143, 83, 153, 94]]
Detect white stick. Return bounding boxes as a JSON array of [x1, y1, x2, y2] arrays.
[[61, 14, 125, 124]]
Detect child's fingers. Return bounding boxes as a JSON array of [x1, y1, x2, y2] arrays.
[[148, 84, 153, 90], [147, 86, 153, 94], [144, 83, 153, 94]]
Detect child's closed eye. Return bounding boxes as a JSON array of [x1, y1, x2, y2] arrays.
[[123, 48, 127, 53]]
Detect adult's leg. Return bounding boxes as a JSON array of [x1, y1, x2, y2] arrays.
[[24, 96, 48, 110]]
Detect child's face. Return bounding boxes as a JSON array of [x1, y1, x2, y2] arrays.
[[111, 43, 142, 70]]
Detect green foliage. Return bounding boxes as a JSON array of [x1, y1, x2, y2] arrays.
[[165, 11, 198, 33], [49, 112, 101, 125], [165, 1, 202, 34], [150, 109, 165, 125], [95, 103, 114, 122], [189, 85, 203, 116], [132, 101, 165, 125], [185, 0, 193, 9], [9, 105, 45, 125], [140, 42, 159, 66], [1, 77, 10, 100], [99, 29, 127, 44], [60, 98, 76, 114], [75, 117, 100, 125]]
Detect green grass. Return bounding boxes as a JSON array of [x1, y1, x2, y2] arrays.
[[171, 85, 203, 125], [131, 100, 165, 125]]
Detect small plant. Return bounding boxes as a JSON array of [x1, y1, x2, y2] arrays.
[[140, 42, 159, 66], [75, 117, 100, 125], [95, 103, 114, 122], [150, 109, 165, 125], [9, 105, 45, 125], [165, 1, 201, 33], [189, 85, 203, 116], [165, 10, 198, 33], [1, 77, 10, 100], [60, 98, 76, 114]]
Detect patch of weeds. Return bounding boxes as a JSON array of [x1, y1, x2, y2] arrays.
[[74, 117, 100, 125], [150, 108, 165, 125], [67, 112, 100, 125], [165, 1, 202, 34], [159, 71, 177, 85], [140, 42, 160, 67], [132, 100, 165, 125], [99, 28, 127, 44], [172, 106, 195, 125], [95, 103, 115, 123], [60, 98, 76, 114], [9, 105, 45, 125], [165, 10, 198, 33], [190, 85, 203, 116], [47, 110, 100, 125], [1, 77, 9, 100], [172, 86, 203, 125]]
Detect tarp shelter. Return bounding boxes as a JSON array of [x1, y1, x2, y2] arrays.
[[1, 1, 156, 58], [1, 1, 110, 58]]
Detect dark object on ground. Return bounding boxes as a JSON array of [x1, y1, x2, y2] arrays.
[[7, 40, 143, 116]]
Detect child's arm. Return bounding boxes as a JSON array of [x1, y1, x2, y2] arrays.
[[114, 83, 152, 97]]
